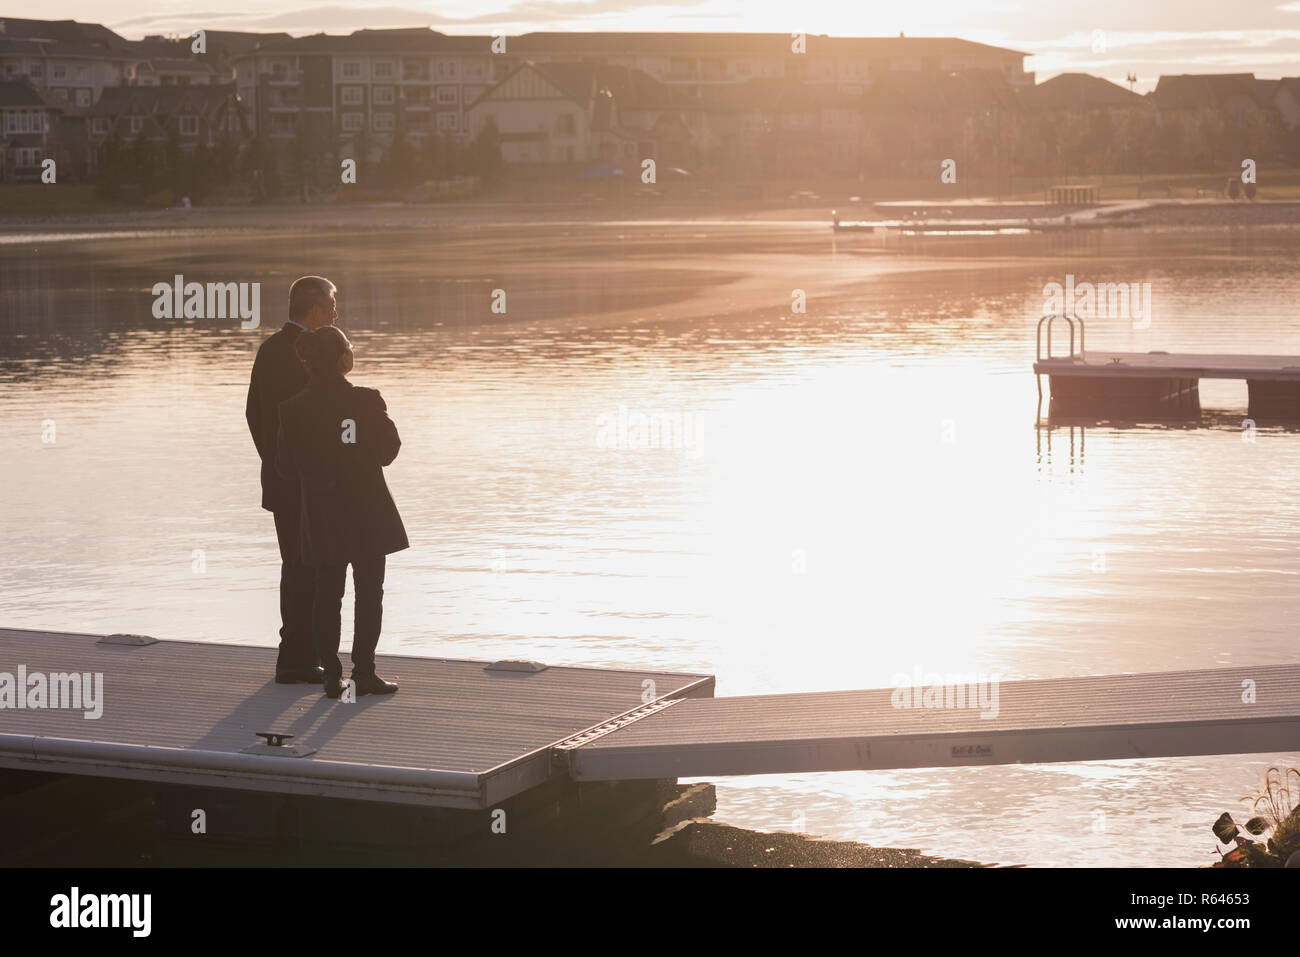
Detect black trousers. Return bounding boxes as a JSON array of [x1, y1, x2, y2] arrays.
[[273, 506, 318, 672], [312, 555, 386, 680]]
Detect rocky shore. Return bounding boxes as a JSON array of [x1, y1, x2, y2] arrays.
[[646, 819, 998, 867]]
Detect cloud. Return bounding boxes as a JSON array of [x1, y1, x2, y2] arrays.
[[111, 0, 712, 37]]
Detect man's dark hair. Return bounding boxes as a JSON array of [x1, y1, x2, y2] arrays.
[[289, 276, 337, 322]]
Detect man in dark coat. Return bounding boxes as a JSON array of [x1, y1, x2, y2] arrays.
[[244, 276, 338, 682], [275, 326, 408, 697]]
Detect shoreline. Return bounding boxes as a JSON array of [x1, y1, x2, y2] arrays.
[[648, 819, 1000, 867], [5, 197, 1300, 234]]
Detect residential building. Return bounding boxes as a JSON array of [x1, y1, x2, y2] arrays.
[[0, 78, 64, 181], [88, 83, 246, 153]]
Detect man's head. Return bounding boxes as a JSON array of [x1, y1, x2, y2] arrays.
[[288, 276, 338, 331]]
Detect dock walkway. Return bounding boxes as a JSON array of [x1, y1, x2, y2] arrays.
[[4, 628, 1298, 805]]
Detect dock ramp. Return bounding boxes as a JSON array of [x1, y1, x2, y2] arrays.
[[563, 666, 1300, 780]]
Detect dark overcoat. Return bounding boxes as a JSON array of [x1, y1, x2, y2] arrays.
[[245, 322, 308, 513], [275, 377, 409, 565]]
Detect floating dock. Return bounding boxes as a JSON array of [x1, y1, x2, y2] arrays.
[[1034, 316, 1300, 418], [3, 627, 1298, 805], [0, 627, 712, 810]]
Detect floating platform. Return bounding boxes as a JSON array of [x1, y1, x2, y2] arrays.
[[1035, 350, 1300, 418], [0, 627, 713, 810], [1034, 316, 1300, 419], [3, 628, 1299, 809], [832, 219, 1136, 234]]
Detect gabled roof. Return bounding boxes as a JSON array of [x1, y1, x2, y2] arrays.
[[90, 83, 236, 116], [0, 78, 65, 109], [139, 57, 217, 75], [0, 79, 45, 107], [1152, 73, 1268, 109], [472, 60, 697, 113], [245, 28, 491, 56], [0, 17, 133, 53], [1021, 73, 1145, 110], [132, 30, 289, 58]]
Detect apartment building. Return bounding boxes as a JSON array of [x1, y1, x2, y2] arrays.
[[88, 84, 246, 152], [233, 28, 495, 155], [0, 78, 63, 180], [504, 32, 1034, 95], [0, 18, 136, 110]]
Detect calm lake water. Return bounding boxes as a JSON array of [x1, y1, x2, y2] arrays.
[[2, 218, 1297, 866]]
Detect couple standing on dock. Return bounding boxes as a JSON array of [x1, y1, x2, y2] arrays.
[[245, 276, 408, 698]]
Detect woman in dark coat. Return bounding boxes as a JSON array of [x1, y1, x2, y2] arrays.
[[276, 326, 408, 697]]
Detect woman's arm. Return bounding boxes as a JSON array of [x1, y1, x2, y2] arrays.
[[364, 389, 402, 467]]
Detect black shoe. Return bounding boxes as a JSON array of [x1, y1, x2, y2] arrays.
[[352, 673, 398, 695], [323, 676, 345, 698], [276, 666, 325, 684]]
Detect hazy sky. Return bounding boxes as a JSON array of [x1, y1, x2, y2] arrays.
[[43, 0, 1300, 90]]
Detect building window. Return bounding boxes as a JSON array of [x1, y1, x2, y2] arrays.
[[436, 112, 457, 132], [129, 116, 143, 133], [436, 86, 458, 105], [179, 115, 199, 135], [92, 117, 110, 134], [75, 88, 90, 107], [341, 86, 363, 105], [341, 61, 361, 78], [374, 61, 393, 78], [341, 112, 363, 131], [270, 114, 296, 135], [402, 59, 428, 81], [52, 64, 66, 80], [29, 62, 42, 79], [373, 86, 394, 105], [373, 111, 394, 131]]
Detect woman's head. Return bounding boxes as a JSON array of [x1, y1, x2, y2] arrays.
[[295, 325, 354, 379]]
